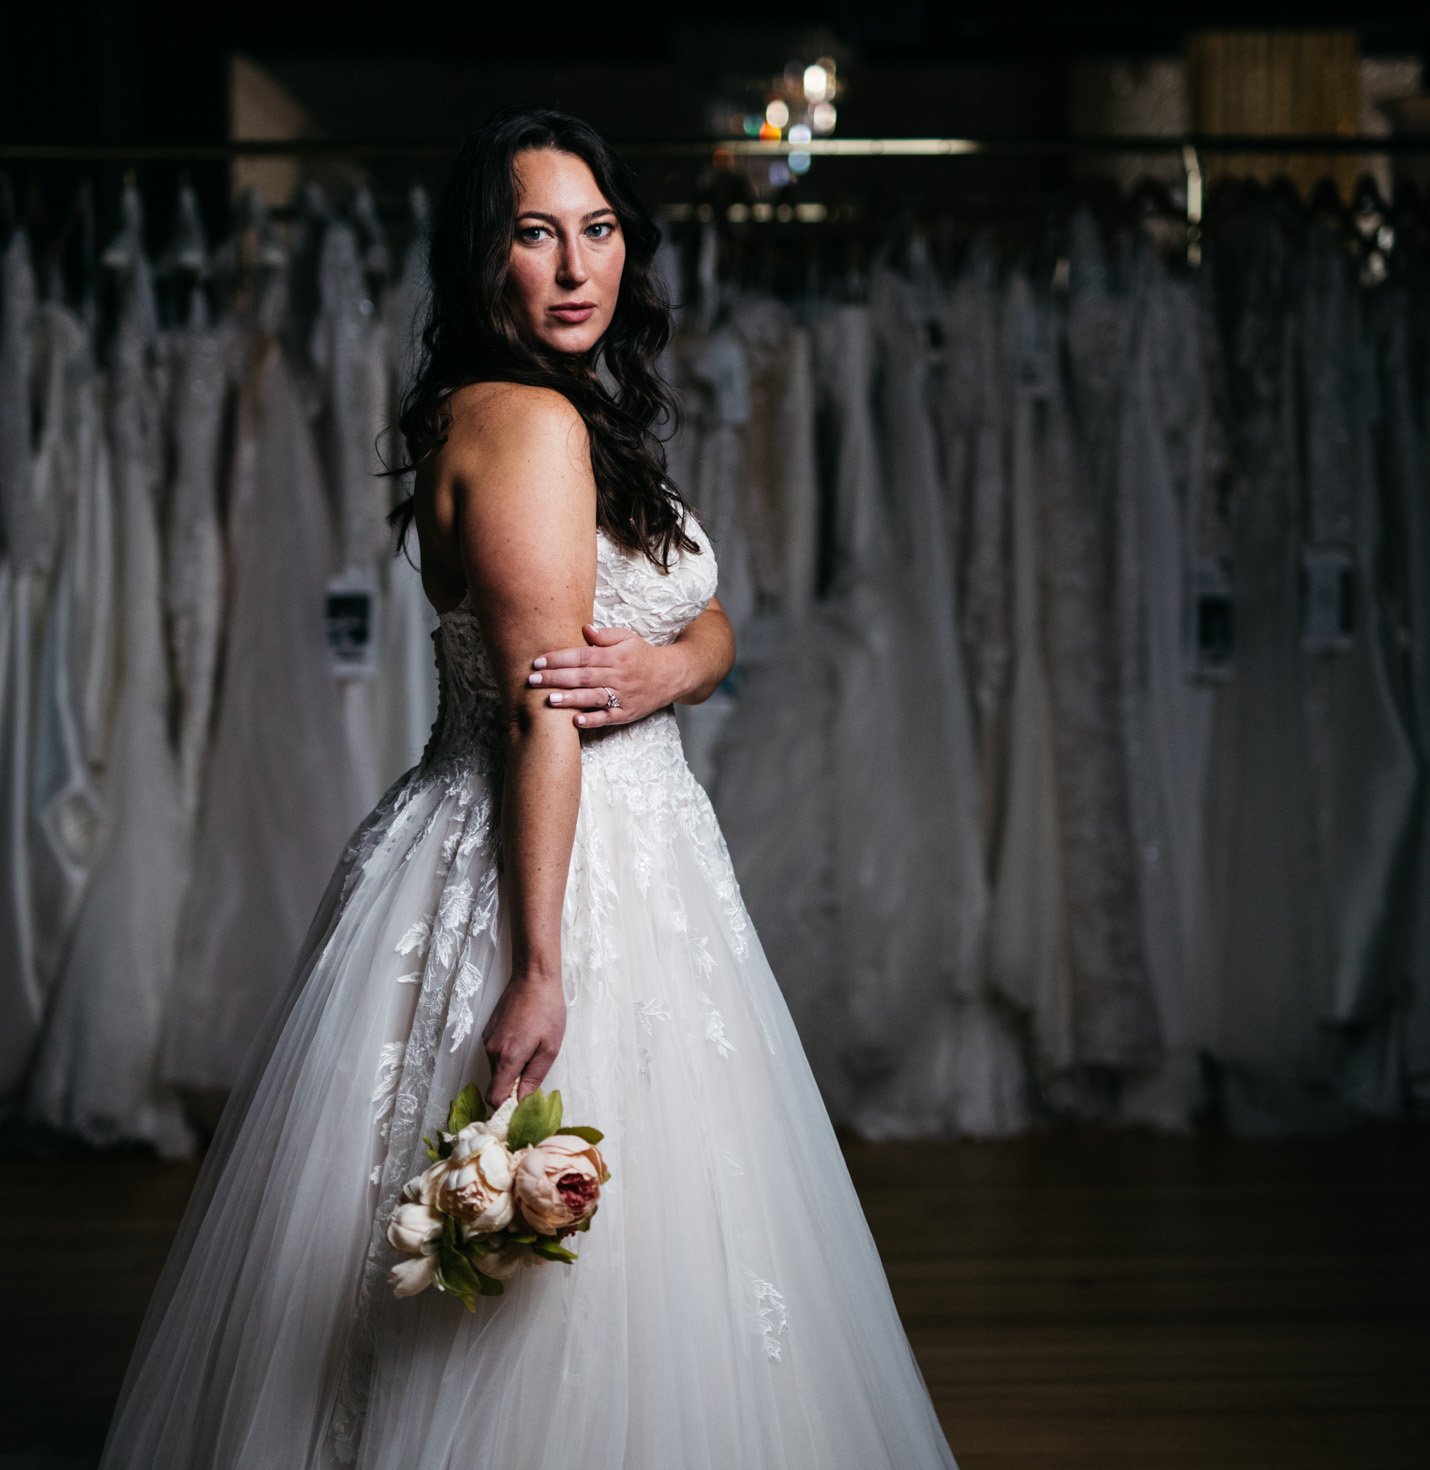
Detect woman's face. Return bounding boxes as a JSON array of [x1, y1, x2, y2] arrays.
[[507, 148, 626, 354]]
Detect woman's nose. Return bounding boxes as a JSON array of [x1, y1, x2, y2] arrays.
[[556, 235, 590, 287]]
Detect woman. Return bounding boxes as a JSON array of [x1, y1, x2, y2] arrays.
[[100, 108, 957, 1469]]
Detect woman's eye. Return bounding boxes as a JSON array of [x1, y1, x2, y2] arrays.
[[587, 222, 615, 239], [518, 226, 548, 243]]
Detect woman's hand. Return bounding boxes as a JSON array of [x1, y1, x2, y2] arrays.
[[527, 623, 686, 729], [528, 599, 735, 729], [482, 973, 567, 1106]]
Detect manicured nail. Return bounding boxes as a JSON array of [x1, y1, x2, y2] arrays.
[[529, 673, 542, 684], [576, 715, 587, 725], [533, 656, 547, 669], [550, 692, 563, 704]]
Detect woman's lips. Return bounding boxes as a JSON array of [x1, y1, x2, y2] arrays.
[[548, 302, 596, 324]]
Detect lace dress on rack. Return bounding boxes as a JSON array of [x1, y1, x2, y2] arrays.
[[27, 302, 106, 1005], [375, 189, 440, 785], [312, 210, 392, 811], [100, 516, 958, 1470], [29, 194, 193, 1155], [1044, 214, 1162, 1093], [1113, 246, 1218, 1128], [934, 239, 1011, 862], [860, 267, 1025, 1136], [985, 272, 1077, 1079], [1296, 225, 1418, 1112], [1197, 203, 1333, 1129], [157, 213, 230, 820], [1367, 271, 1430, 1111], [165, 309, 356, 1093], [706, 298, 840, 1108], [0, 229, 43, 1098]]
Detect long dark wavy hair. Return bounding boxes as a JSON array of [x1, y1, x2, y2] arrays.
[[390, 106, 697, 568]]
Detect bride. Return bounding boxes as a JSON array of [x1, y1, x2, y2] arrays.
[[100, 108, 957, 1469]]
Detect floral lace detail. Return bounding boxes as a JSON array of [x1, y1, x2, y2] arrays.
[[593, 521, 717, 645], [748, 1274, 790, 1362], [581, 712, 752, 958], [332, 777, 502, 1463]]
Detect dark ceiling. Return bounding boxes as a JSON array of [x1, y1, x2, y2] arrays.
[[4, 1, 1429, 146]]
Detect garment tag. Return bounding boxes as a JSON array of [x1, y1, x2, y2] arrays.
[[1189, 556, 1234, 679], [326, 577, 379, 678], [1302, 548, 1354, 652]]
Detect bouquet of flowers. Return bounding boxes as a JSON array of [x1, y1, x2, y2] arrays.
[[386, 1084, 608, 1310]]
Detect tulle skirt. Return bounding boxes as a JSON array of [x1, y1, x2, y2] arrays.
[[100, 711, 956, 1469]]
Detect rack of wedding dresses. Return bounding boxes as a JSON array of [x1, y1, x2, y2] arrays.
[[0, 179, 439, 1156], [3, 173, 1428, 1155], [663, 184, 1430, 1138]]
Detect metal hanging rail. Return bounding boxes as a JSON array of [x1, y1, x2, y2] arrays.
[[4, 134, 1430, 163]]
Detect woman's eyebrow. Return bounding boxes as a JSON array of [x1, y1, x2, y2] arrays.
[[515, 207, 617, 224]]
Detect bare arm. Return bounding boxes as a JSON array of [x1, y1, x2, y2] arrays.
[[528, 595, 736, 730], [445, 385, 597, 1105]]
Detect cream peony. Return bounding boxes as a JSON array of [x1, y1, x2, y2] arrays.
[[434, 1138, 516, 1234], [512, 1134, 607, 1235], [387, 1200, 443, 1256]]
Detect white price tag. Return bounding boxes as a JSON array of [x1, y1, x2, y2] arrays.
[[326, 577, 379, 678]]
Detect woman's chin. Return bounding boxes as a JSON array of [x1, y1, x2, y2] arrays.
[[535, 323, 605, 356]]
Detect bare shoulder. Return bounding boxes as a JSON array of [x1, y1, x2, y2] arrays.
[[443, 381, 588, 473]]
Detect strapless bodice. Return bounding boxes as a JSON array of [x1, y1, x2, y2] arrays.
[[421, 521, 717, 776]]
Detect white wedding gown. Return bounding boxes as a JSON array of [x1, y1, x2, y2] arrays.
[[101, 519, 957, 1469]]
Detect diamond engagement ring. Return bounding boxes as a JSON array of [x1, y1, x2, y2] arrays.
[[603, 687, 621, 709]]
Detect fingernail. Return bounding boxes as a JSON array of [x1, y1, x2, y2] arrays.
[[576, 715, 587, 725], [529, 673, 542, 685], [533, 657, 547, 669], [550, 692, 563, 704]]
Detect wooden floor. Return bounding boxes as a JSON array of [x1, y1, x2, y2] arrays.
[[1, 1127, 1426, 1468]]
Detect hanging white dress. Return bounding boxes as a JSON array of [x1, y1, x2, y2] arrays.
[[1113, 246, 1217, 1129], [313, 215, 391, 812], [99, 517, 958, 1470], [1296, 225, 1419, 1113], [28, 197, 192, 1155], [0, 228, 42, 1099], [27, 302, 107, 997], [157, 211, 230, 820], [165, 327, 355, 1092], [374, 191, 440, 786], [934, 240, 1011, 858], [985, 272, 1077, 1080], [1368, 276, 1430, 1112], [1196, 206, 1333, 1130], [1045, 216, 1163, 1083]]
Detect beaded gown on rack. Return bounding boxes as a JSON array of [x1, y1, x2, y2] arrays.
[[100, 517, 957, 1470]]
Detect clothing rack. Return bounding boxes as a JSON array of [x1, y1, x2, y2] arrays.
[[5, 134, 1430, 163]]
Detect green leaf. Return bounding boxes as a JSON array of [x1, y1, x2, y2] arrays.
[[555, 1125, 604, 1145], [446, 1082, 486, 1136], [507, 1088, 564, 1150], [532, 1238, 578, 1264], [508, 1231, 537, 1245], [471, 1267, 505, 1297], [571, 1211, 594, 1233], [435, 1246, 482, 1311]]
